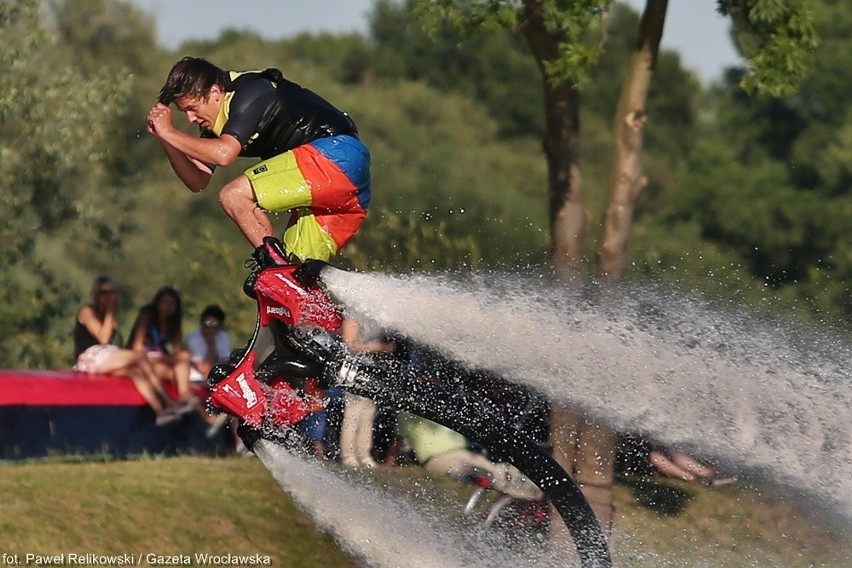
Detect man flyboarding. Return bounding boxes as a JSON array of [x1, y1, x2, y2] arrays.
[[147, 56, 371, 269]]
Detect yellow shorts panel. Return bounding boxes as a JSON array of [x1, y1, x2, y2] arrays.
[[283, 208, 339, 263], [245, 151, 312, 212]]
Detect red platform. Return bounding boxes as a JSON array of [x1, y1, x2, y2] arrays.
[[0, 369, 231, 460]]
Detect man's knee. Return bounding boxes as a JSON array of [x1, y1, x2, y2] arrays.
[[219, 176, 255, 212]]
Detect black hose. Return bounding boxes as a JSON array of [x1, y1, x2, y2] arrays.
[[334, 352, 613, 568]]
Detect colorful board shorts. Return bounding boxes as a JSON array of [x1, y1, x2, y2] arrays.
[[246, 134, 371, 262]]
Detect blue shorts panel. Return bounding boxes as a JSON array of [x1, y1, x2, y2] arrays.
[[310, 135, 372, 210]]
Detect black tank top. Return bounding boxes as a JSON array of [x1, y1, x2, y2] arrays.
[[73, 316, 109, 358]]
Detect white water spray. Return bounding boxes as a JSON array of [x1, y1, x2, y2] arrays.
[[320, 268, 852, 525], [253, 440, 565, 567]]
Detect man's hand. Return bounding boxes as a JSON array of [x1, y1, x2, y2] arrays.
[[147, 103, 174, 138]]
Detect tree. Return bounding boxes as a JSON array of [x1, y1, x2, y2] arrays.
[[412, 0, 817, 281], [408, 0, 820, 544], [0, 0, 136, 367], [660, 0, 850, 324]]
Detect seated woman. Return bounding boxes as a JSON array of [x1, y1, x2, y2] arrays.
[[127, 286, 196, 407], [74, 276, 184, 426]]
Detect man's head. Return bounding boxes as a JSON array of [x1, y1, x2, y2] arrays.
[[158, 56, 229, 129]]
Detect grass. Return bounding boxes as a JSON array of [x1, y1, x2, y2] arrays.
[[0, 456, 356, 568], [609, 477, 851, 567], [0, 456, 849, 567]]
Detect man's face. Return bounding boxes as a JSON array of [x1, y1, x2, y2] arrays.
[[175, 85, 223, 130], [201, 317, 222, 339]]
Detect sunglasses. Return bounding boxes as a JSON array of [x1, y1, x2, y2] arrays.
[[203, 319, 221, 328]]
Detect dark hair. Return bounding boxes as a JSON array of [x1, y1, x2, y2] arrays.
[[200, 304, 226, 324], [158, 56, 229, 105], [126, 286, 183, 350], [149, 286, 183, 340]]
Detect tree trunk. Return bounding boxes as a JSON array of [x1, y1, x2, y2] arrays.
[[522, 1, 589, 286], [522, 0, 671, 547], [522, 1, 607, 547], [596, 0, 668, 284], [545, 83, 589, 285]]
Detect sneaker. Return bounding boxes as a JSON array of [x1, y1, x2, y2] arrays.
[[171, 402, 196, 416], [707, 476, 737, 487], [236, 442, 255, 457]]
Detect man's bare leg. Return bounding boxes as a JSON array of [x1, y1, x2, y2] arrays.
[[219, 175, 274, 247]]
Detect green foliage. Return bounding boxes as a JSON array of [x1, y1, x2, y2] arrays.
[[652, 0, 849, 324], [342, 207, 485, 273], [1, 0, 848, 369], [412, 0, 611, 87], [0, 0, 137, 367], [365, 0, 545, 139], [720, 0, 820, 96]]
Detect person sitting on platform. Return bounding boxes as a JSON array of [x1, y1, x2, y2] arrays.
[[127, 286, 196, 407], [186, 304, 233, 384], [73, 276, 184, 426]]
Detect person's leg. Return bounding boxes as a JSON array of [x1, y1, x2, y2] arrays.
[[100, 349, 178, 407], [147, 355, 196, 411], [170, 350, 194, 403], [339, 393, 360, 466], [425, 449, 542, 501], [218, 175, 276, 248], [95, 348, 150, 376], [91, 351, 170, 419], [135, 354, 166, 391], [122, 368, 171, 417], [422, 448, 472, 479], [668, 449, 717, 480], [354, 398, 378, 467], [237, 142, 368, 263], [302, 411, 328, 459], [550, 408, 616, 534], [649, 450, 696, 481]]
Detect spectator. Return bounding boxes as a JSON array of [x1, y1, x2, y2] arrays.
[[186, 304, 233, 383], [74, 276, 184, 426], [649, 447, 732, 485], [127, 286, 195, 406], [396, 412, 543, 501], [616, 434, 732, 485], [338, 314, 394, 468], [184, 304, 242, 442], [294, 378, 333, 459]]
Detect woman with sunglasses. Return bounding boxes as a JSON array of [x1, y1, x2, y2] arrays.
[[74, 276, 185, 426]]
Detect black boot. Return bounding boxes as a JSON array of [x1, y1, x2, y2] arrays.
[[252, 236, 289, 269], [244, 237, 289, 298]]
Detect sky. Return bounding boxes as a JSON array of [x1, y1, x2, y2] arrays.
[[129, 0, 742, 84]]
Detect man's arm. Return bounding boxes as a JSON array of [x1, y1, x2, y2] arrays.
[[157, 139, 214, 192], [147, 103, 242, 191]]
